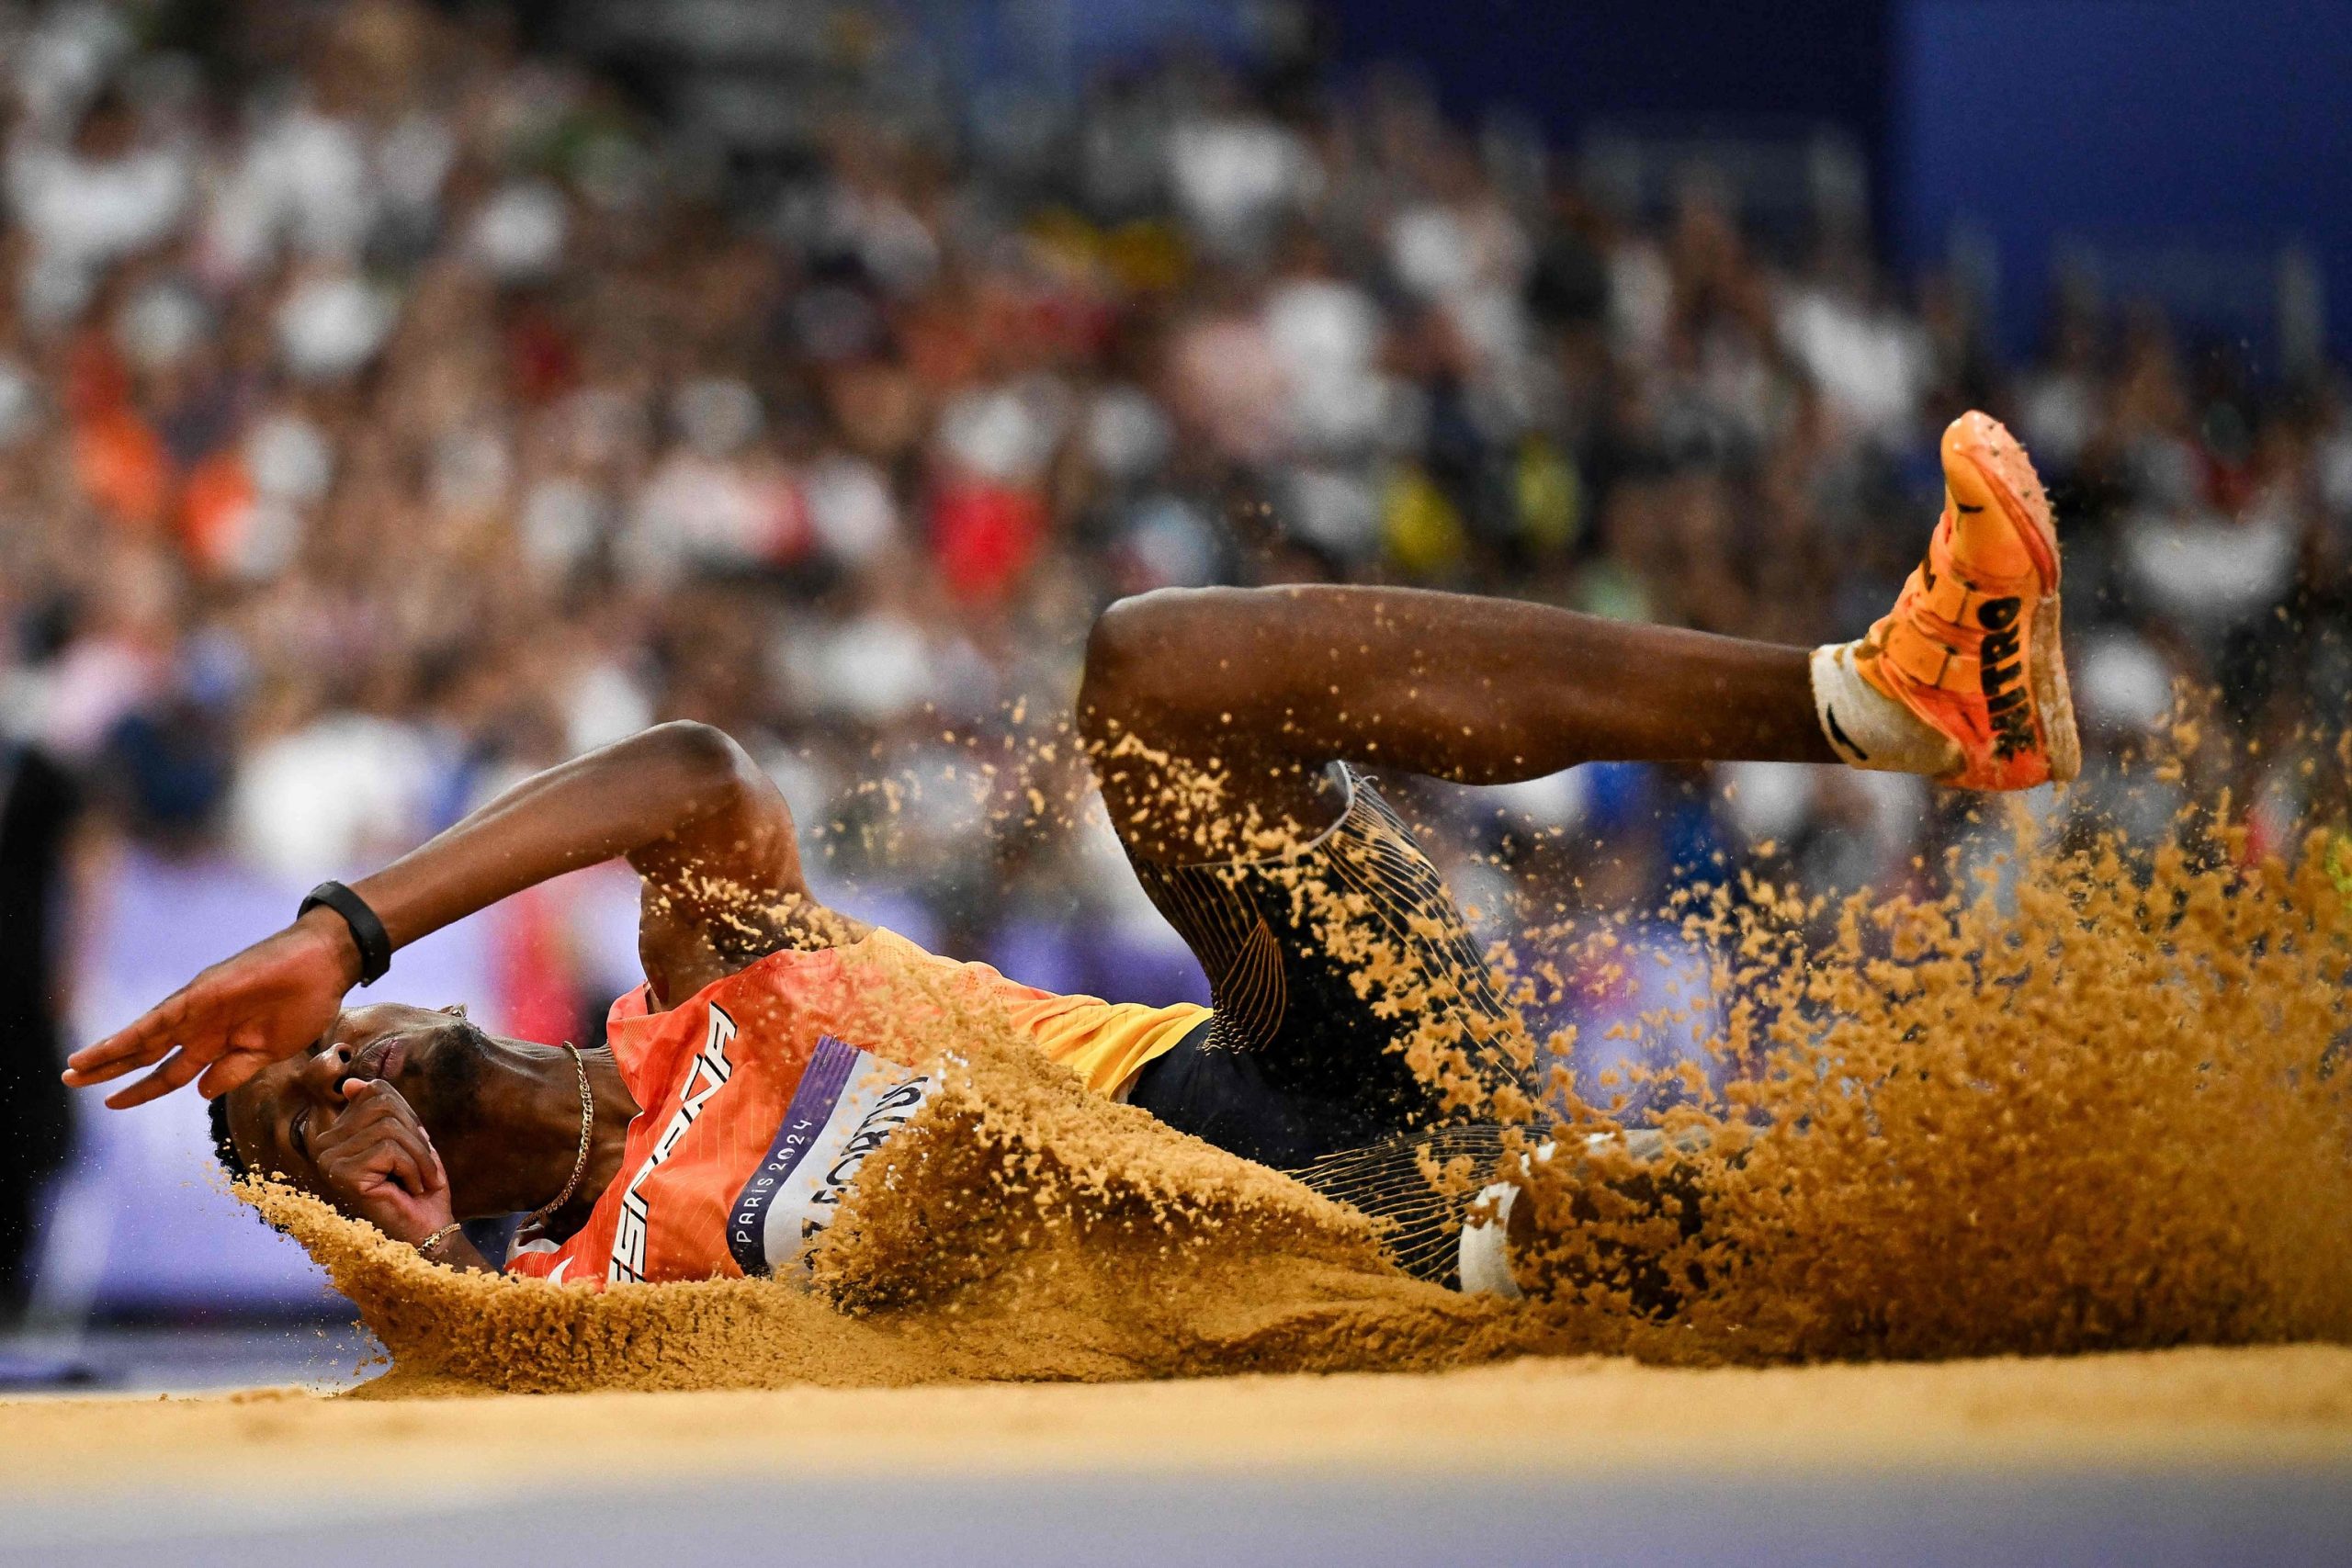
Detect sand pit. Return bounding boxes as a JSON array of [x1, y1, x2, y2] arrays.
[[6, 1344, 2350, 1487], [3, 1348, 2348, 1565]]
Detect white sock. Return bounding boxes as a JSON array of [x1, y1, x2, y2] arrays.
[[1457, 1179, 1522, 1299], [1809, 642, 1961, 776], [1457, 1140, 1559, 1299]]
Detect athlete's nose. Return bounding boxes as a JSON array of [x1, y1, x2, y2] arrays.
[[295, 1040, 356, 1103]]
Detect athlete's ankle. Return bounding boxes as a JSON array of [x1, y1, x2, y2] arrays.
[[1809, 641, 1962, 777]]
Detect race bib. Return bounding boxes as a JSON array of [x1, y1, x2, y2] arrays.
[[725, 1034, 934, 1281]]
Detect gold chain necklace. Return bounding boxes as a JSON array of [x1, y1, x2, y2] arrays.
[[521, 1043, 594, 1235]]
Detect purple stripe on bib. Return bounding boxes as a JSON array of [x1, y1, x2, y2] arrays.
[[724, 1034, 863, 1277]]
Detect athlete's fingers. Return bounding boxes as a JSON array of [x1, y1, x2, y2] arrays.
[[196, 1050, 274, 1101], [102, 1047, 209, 1110], [318, 1082, 434, 1163], [195, 1043, 272, 1104], [349, 1083, 446, 1195], [312, 1083, 396, 1147], [338, 1077, 396, 1113], [397, 1123, 442, 1197], [363, 1133, 433, 1201], [315, 1078, 394, 1136], [394, 1111, 448, 1194], [374, 1119, 444, 1196], [62, 1041, 141, 1084], [60, 1054, 133, 1088], [317, 1090, 436, 1198], [336, 1077, 430, 1132], [324, 1133, 429, 1201], [64, 998, 191, 1083]]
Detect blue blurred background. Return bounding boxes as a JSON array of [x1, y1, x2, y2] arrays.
[[2, 0, 2345, 1381]]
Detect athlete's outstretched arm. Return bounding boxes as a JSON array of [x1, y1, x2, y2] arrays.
[[1079, 585, 1834, 856], [66, 722, 830, 1106]]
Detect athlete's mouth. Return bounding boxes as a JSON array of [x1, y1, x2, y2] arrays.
[[342, 1034, 410, 1086]]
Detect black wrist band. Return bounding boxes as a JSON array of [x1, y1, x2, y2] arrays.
[[299, 880, 392, 987]]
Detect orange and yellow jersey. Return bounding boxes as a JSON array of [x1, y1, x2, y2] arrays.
[[503, 928, 1206, 1286]]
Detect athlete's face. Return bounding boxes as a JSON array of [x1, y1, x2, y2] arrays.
[[222, 1002, 502, 1215]]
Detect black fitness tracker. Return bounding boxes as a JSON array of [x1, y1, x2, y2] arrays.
[[298, 880, 393, 987]]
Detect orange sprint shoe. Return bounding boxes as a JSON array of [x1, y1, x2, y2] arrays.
[[1853, 412, 2080, 790]]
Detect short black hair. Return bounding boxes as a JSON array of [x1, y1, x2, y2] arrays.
[[208, 1092, 250, 1184], [209, 1089, 298, 1236]]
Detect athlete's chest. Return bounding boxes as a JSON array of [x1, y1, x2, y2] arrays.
[[532, 987, 937, 1287]]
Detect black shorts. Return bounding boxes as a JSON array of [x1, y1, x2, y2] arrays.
[[1124, 766, 1531, 1282]]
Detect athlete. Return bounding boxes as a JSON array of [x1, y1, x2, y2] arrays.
[[62, 412, 2075, 1292]]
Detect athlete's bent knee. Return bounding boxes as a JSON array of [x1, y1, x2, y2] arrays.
[[1080, 588, 1243, 743]]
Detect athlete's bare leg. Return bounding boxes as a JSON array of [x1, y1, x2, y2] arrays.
[[1080, 412, 2076, 862], [1078, 583, 1831, 861]]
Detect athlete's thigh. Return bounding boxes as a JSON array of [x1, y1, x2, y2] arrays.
[[1118, 765, 1529, 1131], [1089, 721, 1340, 868]]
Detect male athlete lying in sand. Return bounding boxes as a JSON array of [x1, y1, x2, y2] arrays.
[[66, 413, 2075, 1294]]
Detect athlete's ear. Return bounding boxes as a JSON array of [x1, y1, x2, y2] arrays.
[[441, 1004, 469, 1019]]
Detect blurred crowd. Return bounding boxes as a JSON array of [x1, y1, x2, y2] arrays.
[[4, 0, 2348, 1022]]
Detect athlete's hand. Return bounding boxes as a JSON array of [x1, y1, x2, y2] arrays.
[[62, 909, 360, 1108], [310, 1080, 454, 1244]]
